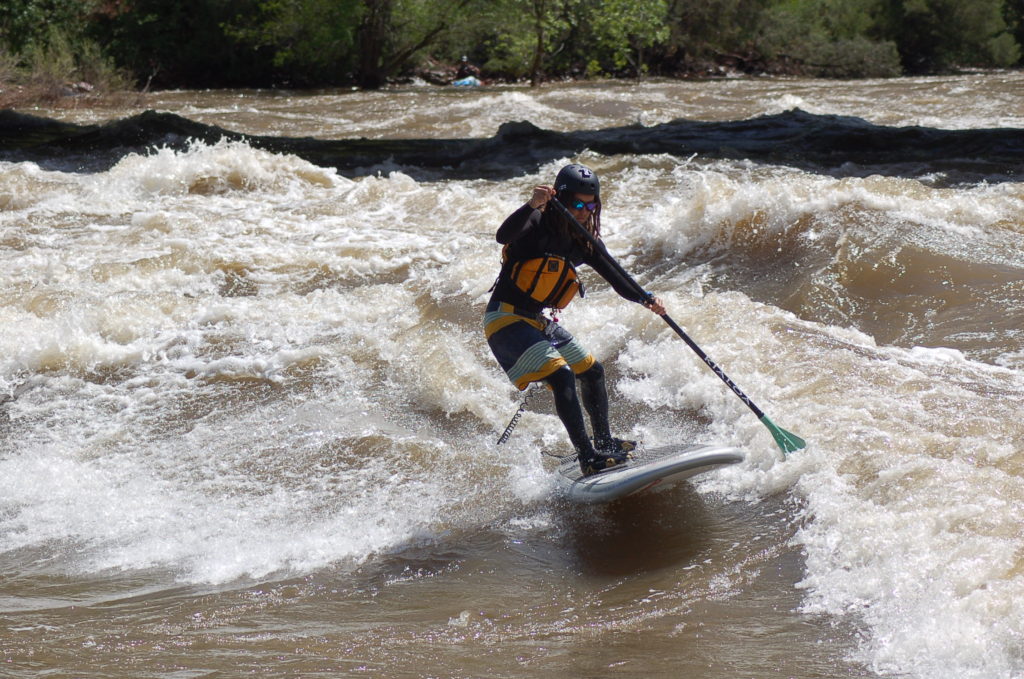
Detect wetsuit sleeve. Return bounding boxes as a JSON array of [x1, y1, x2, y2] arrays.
[[496, 203, 541, 244], [586, 241, 651, 305]]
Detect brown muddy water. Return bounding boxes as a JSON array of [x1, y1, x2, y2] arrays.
[[2, 73, 1024, 678]]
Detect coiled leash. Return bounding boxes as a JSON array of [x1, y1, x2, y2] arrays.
[[496, 387, 537, 445], [496, 389, 574, 462], [495, 386, 643, 464]]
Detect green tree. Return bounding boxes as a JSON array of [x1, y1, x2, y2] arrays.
[[666, 0, 772, 65], [95, 0, 275, 87], [226, 0, 363, 85], [589, 0, 670, 76], [15, 0, 1024, 90], [1007, 0, 1024, 64], [0, 0, 96, 55], [475, 0, 583, 84], [0, 0, 129, 92], [888, 0, 1020, 71], [356, 0, 491, 88], [759, 0, 902, 76], [464, 0, 669, 84], [357, 0, 391, 88]]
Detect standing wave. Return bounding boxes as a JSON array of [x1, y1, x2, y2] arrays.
[[2, 137, 1024, 679]]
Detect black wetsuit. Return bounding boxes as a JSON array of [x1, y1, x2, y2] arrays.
[[487, 203, 649, 457]]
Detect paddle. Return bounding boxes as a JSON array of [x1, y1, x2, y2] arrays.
[[548, 196, 806, 456]]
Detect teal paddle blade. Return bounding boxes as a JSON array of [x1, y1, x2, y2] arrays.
[[759, 415, 806, 456]]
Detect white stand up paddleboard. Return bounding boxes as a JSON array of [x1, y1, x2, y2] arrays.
[[556, 443, 744, 504]]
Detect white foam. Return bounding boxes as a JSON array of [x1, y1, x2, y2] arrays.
[[3, 136, 1024, 678]]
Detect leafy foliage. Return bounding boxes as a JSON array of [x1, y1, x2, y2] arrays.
[[758, 0, 903, 76], [667, 0, 773, 62], [590, 0, 670, 75], [0, 0, 1021, 90], [466, 0, 585, 83], [892, 0, 1021, 72], [225, 0, 363, 84], [95, 0, 275, 87], [0, 0, 96, 55], [0, 0, 129, 93]]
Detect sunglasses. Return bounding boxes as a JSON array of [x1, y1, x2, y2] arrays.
[[568, 199, 598, 212]]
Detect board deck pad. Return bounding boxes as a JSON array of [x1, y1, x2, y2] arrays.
[[556, 443, 744, 503]]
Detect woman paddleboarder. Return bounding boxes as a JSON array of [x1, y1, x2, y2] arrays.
[[483, 164, 666, 476]]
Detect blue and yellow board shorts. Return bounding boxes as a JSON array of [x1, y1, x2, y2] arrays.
[[483, 300, 596, 390]]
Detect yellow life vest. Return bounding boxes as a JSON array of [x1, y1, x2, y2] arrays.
[[507, 254, 581, 309]]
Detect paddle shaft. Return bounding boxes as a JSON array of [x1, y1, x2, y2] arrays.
[[548, 197, 767, 420]]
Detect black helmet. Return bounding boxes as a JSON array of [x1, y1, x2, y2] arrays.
[[555, 164, 599, 198]]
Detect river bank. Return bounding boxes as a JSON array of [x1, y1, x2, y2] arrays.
[[6, 65, 1019, 114]]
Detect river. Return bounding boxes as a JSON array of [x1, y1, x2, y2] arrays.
[[2, 72, 1024, 678]]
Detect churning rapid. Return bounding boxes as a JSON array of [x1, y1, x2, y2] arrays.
[[2, 73, 1024, 678]]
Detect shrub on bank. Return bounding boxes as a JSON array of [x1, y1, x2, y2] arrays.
[[0, 30, 132, 108], [778, 37, 903, 79]]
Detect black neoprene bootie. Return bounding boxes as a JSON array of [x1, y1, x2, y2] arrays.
[[578, 445, 632, 477], [594, 436, 637, 455]]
